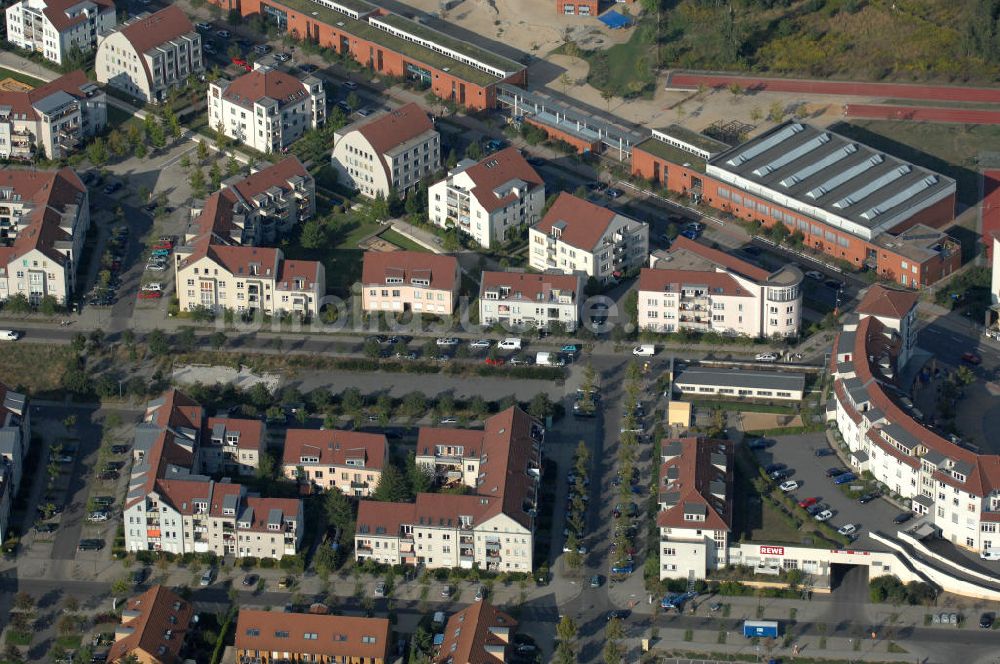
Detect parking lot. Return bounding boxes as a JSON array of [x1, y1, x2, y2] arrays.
[[752, 431, 910, 549]]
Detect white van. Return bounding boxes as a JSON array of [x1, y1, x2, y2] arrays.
[[632, 344, 655, 357], [536, 352, 552, 366], [981, 548, 1000, 560], [498, 337, 522, 351], [0, 330, 21, 341]]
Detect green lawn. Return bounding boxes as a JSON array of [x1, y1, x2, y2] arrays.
[[566, 24, 657, 98], [283, 213, 380, 296], [379, 228, 428, 252], [0, 67, 45, 89], [830, 120, 1000, 206]]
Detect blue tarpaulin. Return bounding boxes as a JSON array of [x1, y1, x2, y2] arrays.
[[599, 10, 632, 29]]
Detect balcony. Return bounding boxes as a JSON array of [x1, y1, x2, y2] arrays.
[[357, 545, 373, 554]]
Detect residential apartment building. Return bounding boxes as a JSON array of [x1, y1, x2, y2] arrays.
[[632, 122, 960, 288], [0, 167, 90, 305], [5, 0, 116, 66], [657, 437, 733, 580], [528, 192, 649, 283], [174, 158, 324, 317], [95, 6, 204, 104], [639, 236, 803, 338], [208, 63, 325, 154], [355, 407, 543, 572], [830, 285, 1000, 554], [0, 70, 107, 161], [206, 0, 526, 112], [331, 102, 440, 198], [360, 250, 460, 316], [282, 429, 387, 497], [435, 601, 517, 664], [107, 585, 193, 664], [235, 611, 390, 664], [199, 417, 264, 477], [0, 383, 27, 543], [122, 390, 304, 559], [428, 147, 544, 248], [479, 270, 582, 331]]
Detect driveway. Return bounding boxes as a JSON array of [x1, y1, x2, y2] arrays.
[[752, 431, 907, 549]]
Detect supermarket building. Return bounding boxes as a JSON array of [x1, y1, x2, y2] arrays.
[[209, 0, 526, 110]]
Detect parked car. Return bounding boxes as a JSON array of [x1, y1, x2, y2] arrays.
[[833, 472, 857, 485], [980, 612, 994, 629], [680, 229, 699, 240], [343, 80, 359, 90], [274, 52, 291, 62], [806, 503, 826, 517], [814, 448, 836, 457], [893, 512, 913, 524], [300, 63, 318, 73], [196, 21, 212, 30], [253, 44, 272, 55], [824, 279, 843, 290], [561, 344, 581, 354], [755, 352, 778, 362], [93, 496, 114, 507], [474, 586, 486, 601], [216, 29, 231, 38], [590, 575, 601, 588], [99, 470, 120, 481], [765, 463, 787, 474], [374, 581, 386, 597], [242, 574, 259, 586], [779, 480, 799, 492], [435, 337, 459, 346], [961, 352, 982, 365], [826, 467, 847, 477], [87, 511, 110, 522], [440, 585, 453, 598], [132, 568, 148, 586], [605, 188, 623, 199], [798, 497, 819, 508], [469, 339, 492, 349], [35, 523, 58, 533], [747, 437, 774, 450], [837, 524, 857, 536], [78, 539, 104, 551], [102, 182, 121, 195], [138, 291, 163, 299], [858, 493, 878, 504], [485, 357, 505, 367], [632, 345, 655, 357], [277, 576, 293, 589], [814, 509, 833, 522], [805, 270, 824, 280], [199, 569, 214, 586]]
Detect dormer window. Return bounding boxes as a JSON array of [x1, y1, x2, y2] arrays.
[[222, 507, 235, 516], [238, 520, 251, 529], [385, 277, 403, 284], [411, 278, 430, 287], [268, 522, 280, 531], [300, 455, 320, 464], [226, 432, 239, 445]]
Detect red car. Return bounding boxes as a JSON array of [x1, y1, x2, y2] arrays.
[[961, 352, 981, 365], [485, 357, 505, 367], [138, 290, 163, 299], [152, 241, 173, 251], [231, 58, 252, 71], [798, 497, 819, 509]]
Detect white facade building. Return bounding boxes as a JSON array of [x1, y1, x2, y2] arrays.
[[0, 70, 106, 161], [657, 437, 733, 581], [5, 0, 115, 65], [529, 192, 648, 283], [95, 6, 204, 104], [0, 167, 90, 305], [428, 147, 544, 248], [830, 285, 1000, 554], [479, 270, 582, 331], [208, 64, 325, 154], [355, 408, 543, 572], [639, 236, 802, 338], [331, 102, 440, 198]]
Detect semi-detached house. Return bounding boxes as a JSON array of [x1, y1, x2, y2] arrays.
[[360, 250, 459, 316], [428, 147, 545, 249], [331, 102, 440, 199], [529, 192, 649, 283], [479, 270, 582, 331], [5, 0, 116, 66], [355, 407, 543, 572], [282, 429, 388, 497], [236, 610, 390, 664]]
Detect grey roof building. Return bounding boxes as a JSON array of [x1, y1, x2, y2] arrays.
[[673, 367, 806, 401]]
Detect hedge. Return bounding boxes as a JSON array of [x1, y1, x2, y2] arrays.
[[744, 424, 825, 437], [210, 607, 237, 664]]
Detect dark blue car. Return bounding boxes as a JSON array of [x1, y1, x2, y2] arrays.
[[834, 472, 857, 485]]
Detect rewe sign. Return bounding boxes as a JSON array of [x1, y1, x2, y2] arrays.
[[760, 545, 785, 556]]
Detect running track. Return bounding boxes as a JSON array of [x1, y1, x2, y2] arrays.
[[843, 104, 1000, 125], [668, 72, 1000, 104], [983, 171, 1000, 258]]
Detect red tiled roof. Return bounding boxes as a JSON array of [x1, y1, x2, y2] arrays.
[[235, 610, 390, 661], [357, 500, 417, 537], [361, 250, 458, 292], [229, 156, 308, 202], [0, 70, 95, 121], [435, 601, 517, 664], [856, 284, 918, 320], [282, 429, 387, 470], [205, 244, 279, 277], [145, 389, 203, 431], [241, 496, 300, 532], [656, 437, 732, 531], [275, 259, 322, 292], [42, 0, 114, 32], [206, 417, 264, 451], [221, 68, 309, 109], [107, 585, 192, 664], [532, 192, 617, 251], [480, 271, 579, 303], [354, 102, 434, 157], [638, 267, 754, 297], [459, 147, 543, 213], [667, 235, 771, 281], [117, 6, 195, 88], [0, 167, 86, 268]]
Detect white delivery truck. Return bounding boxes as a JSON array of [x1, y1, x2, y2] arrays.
[[536, 352, 552, 366]]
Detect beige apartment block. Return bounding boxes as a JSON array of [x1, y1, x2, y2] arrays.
[[479, 270, 582, 331], [5, 0, 116, 65], [360, 250, 459, 316], [282, 429, 387, 497]]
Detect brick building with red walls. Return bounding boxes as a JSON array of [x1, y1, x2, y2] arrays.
[[524, 117, 601, 154], [211, 0, 526, 111], [633, 122, 959, 288]]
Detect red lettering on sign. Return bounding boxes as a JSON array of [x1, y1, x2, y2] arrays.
[[760, 545, 785, 556]]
